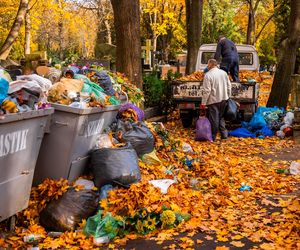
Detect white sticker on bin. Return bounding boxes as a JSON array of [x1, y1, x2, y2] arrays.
[[0, 129, 29, 157], [84, 119, 104, 137]]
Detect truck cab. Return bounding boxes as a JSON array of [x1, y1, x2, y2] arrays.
[[172, 43, 260, 127], [196, 44, 259, 72]]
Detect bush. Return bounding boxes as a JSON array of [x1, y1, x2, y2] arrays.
[[143, 71, 164, 108], [143, 70, 177, 115]]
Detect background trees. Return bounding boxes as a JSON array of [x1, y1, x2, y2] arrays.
[[267, 0, 300, 107], [0, 0, 299, 103]]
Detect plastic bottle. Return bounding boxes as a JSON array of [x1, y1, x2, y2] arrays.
[[239, 183, 251, 191], [47, 232, 63, 238], [23, 234, 41, 243], [276, 169, 289, 174]]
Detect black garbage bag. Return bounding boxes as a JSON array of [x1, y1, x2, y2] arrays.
[[90, 143, 141, 188], [40, 188, 99, 232], [89, 69, 115, 96], [224, 98, 238, 121], [116, 121, 155, 157]]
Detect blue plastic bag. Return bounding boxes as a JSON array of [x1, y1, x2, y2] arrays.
[[248, 113, 267, 129], [256, 126, 274, 137], [229, 128, 256, 138], [0, 78, 9, 104], [195, 117, 213, 142]]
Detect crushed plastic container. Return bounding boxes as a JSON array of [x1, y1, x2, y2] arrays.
[[0, 108, 54, 222], [34, 104, 120, 185]]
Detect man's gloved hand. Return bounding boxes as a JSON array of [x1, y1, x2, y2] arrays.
[[200, 104, 206, 110]]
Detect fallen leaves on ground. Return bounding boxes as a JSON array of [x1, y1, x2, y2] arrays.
[[0, 121, 299, 249]]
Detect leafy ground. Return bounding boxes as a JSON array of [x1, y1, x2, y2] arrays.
[[0, 120, 299, 250]]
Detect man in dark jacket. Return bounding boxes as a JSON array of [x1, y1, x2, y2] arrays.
[[214, 36, 240, 82]]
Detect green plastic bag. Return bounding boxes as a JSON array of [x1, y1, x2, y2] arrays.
[[109, 96, 121, 105], [84, 211, 124, 239]]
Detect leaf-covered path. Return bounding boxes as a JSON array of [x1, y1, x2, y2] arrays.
[[0, 121, 299, 250]]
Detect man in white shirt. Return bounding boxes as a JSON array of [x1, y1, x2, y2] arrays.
[[200, 59, 231, 141]]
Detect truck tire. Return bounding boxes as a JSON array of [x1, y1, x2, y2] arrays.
[[180, 110, 193, 128], [181, 117, 193, 128]]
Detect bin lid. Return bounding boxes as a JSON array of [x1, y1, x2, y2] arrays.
[[50, 103, 121, 115], [0, 108, 54, 124]]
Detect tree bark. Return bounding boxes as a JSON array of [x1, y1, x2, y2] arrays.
[[246, 5, 254, 44], [57, 0, 64, 60], [0, 0, 29, 59], [24, 8, 31, 55], [104, 19, 112, 44], [246, 0, 261, 45], [267, 0, 300, 107], [185, 0, 203, 75], [111, 0, 142, 89]]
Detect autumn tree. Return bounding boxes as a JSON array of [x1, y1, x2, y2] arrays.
[[140, 0, 185, 61], [185, 0, 203, 74], [110, 0, 142, 88], [267, 0, 300, 107], [202, 0, 242, 44], [0, 0, 28, 59]]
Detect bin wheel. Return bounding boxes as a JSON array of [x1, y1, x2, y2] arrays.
[[8, 215, 16, 231]]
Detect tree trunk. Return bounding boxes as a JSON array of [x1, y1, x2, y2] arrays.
[[267, 0, 300, 108], [0, 0, 29, 59], [104, 19, 112, 45], [185, 0, 203, 75], [24, 9, 31, 55], [152, 0, 158, 52], [111, 0, 142, 89], [246, 2, 255, 44]]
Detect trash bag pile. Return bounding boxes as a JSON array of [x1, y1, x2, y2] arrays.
[[46, 65, 144, 107], [0, 69, 51, 114], [0, 63, 144, 116], [90, 103, 154, 189], [229, 106, 295, 139]]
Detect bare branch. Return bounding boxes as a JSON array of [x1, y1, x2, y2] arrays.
[[256, 13, 274, 41]]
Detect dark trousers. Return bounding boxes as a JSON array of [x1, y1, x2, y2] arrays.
[[207, 100, 228, 141], [220, 58, 240, 82]]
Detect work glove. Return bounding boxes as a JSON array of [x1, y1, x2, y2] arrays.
[[200, 104, 206, 110]]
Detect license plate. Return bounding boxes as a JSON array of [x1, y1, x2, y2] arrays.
[[173, 82, 203, 98]]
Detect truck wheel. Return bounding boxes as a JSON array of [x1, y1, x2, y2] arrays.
[[180, 110, 194, 128], [181, 117, 193, 128]]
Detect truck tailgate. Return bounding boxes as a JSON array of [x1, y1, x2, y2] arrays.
[[172, 80, 258, 103]]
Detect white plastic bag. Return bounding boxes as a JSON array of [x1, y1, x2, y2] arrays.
[[74, 179, 95, 190], [149, 179, 176, 194], [289, 161, 300, 175], [276, 130, 285, 139], [8, 80, 43, 96], [95, 134, 113, 149], [283, 112, 294, 126], [17, 74, 52, 92], [182, 142, 193, 153]]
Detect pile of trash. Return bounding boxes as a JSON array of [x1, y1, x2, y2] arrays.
[[46, 65, 144, 108], [229, 107, 295, 139], [0, 69, 51, 115], [0, 64, 144, 116]]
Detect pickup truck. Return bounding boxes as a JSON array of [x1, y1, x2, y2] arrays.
[[172, 44, 260, 127]]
